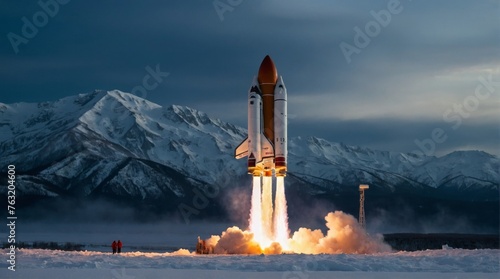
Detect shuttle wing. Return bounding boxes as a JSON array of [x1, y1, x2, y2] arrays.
[[235, 137, 249, 159]]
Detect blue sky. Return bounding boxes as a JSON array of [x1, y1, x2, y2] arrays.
[[1, 0, 499, 156]]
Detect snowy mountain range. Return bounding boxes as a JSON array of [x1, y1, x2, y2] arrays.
[[1, 90, 498, 211]]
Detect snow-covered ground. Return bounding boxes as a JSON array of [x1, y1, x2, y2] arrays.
[[1, 221, 498, 278], [1, 247, 498, 279]]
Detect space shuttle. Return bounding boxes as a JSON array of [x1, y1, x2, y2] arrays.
[[235, 55, 287, 177]]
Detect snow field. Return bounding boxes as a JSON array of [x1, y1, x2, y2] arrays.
[[4, 269, 499, 279], [1, 247, 498, 279]]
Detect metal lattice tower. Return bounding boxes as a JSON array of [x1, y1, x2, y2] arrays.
[[359, 184, 369, 228]]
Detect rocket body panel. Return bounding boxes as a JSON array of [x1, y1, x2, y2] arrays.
[[248, 92, 262, 162], [248, 78, 264, 176], [261, 134, 274, 160], [262, 92, 275, 144], [274, 76, 287, 176]]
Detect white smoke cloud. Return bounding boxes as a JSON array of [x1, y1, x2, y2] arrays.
[[204, 211, 391, 255], [206, 226, 264, 254], [289, 211, 391, 254]]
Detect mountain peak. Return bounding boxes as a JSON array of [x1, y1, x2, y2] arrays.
[[444, 150, 496, 159], [165, 104, 216, 127], [72, 90, 107, 106]]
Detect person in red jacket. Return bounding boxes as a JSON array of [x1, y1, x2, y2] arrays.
[[111, 240, 117, 254], [117, 240, 123, 253]]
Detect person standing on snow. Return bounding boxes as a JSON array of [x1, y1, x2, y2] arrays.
[[117, 240, 123, 253], [112, 240, 117, 254]]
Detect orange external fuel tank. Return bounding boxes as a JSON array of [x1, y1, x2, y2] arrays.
[[257, 55, 278, 144]]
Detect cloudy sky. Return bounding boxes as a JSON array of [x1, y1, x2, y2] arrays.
[[1, 0, 499, 156]]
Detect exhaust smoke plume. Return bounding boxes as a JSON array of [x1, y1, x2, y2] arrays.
[[206, 210, 390, 254], [204, 177, 391, 255]]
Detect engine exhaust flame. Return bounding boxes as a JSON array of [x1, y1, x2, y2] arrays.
[[249, 176, 264, 244], [261, 176, 274, 242], [273, 176, 289, 249]]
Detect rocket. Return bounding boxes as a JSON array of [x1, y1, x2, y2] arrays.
[[235, 55, 287, 177]]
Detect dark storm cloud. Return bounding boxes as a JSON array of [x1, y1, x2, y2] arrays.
[[1, 0, 498, 155]]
